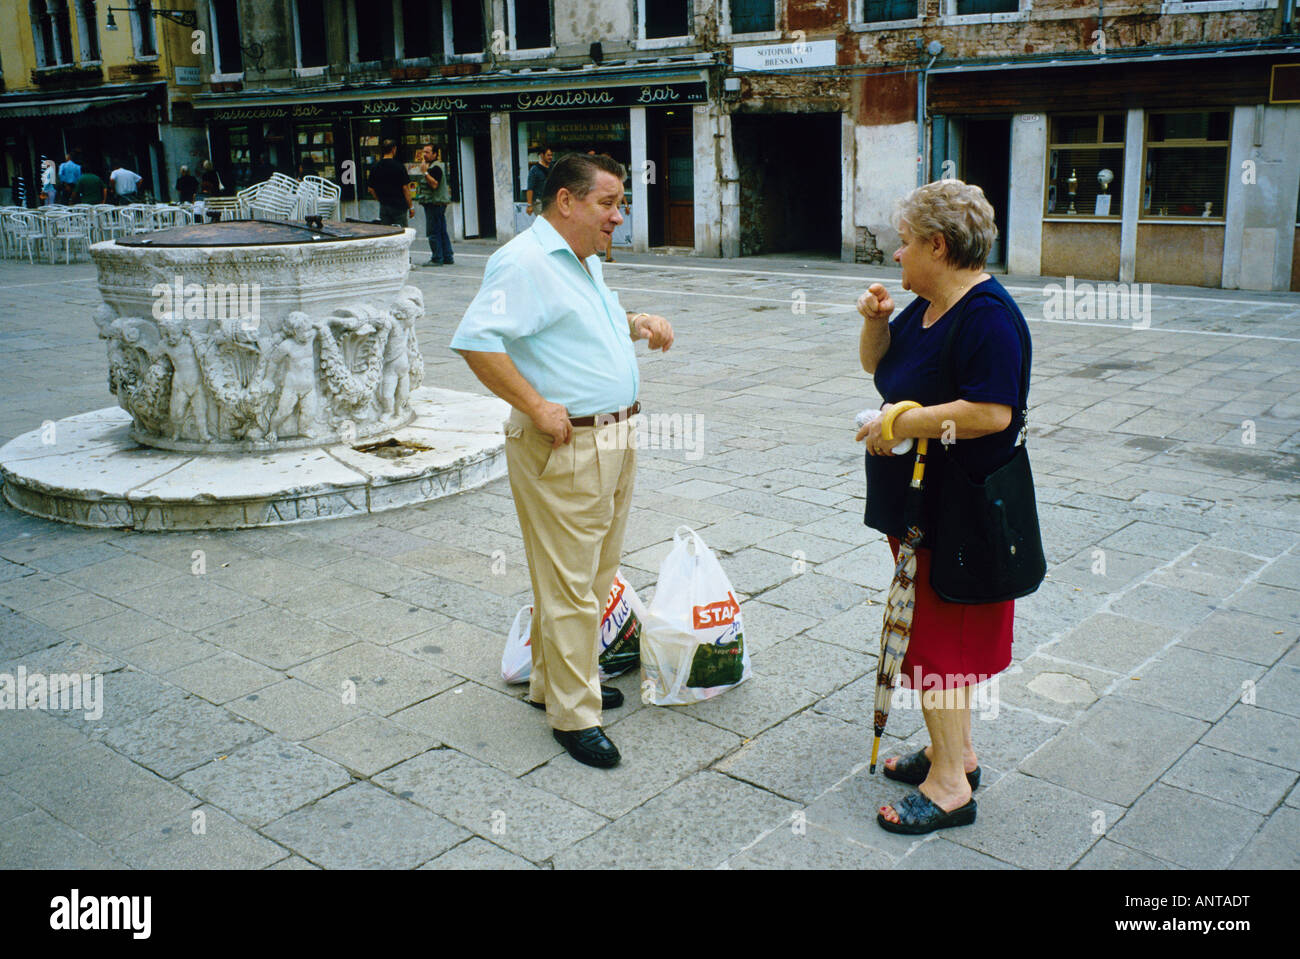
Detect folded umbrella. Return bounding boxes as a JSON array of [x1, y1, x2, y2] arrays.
[[868, 400, 928, 774]]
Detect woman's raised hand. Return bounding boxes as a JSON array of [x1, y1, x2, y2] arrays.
[[857, 283, 895, 323]]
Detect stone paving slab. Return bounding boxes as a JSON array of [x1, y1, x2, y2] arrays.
[[113, 804, 289, 870], [302, 715, 436, 778], [551, 771, 798, 870], [420, 837, 538, 870], [1019, 697, 1208, 806], [227, 678, 359, 742], [1113, 646, 1262, 721], [288, 641, 462, 716], [1200, 703, 1300, 770], [1160, 744, 1297, 815], [2, 740, 197, 844], [1105, 782, 1262, 870], [262, 782, 469, 870], [102, 697, 268, 780], [177, 736, 353, 827], [0, 809, 127, 869], [522, 707, 741, 819], [376, 747, 606, 863], [1231, 807, 1300, 870], [389, 681, 564, 776]]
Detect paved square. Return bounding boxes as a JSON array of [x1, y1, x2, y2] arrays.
[[0, 246, 1296, 868]]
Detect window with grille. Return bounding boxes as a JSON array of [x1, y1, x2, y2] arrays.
[[861, 0, 916, 20], [731, 0, 776, 33], [1045, 113, 1125, 217], [1142, 110, 1230, 219]]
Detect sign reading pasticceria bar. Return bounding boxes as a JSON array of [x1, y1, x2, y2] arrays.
[[200, 82, 707, 121]]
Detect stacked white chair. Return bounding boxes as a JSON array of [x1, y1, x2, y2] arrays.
[[10, 211, 46, 262], [299, 176, 342, 220], [48, 209, 93, 264]]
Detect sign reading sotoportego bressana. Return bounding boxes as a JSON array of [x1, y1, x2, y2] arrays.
[[732, 39, 837, 72]]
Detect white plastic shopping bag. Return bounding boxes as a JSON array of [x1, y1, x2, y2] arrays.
[[640, 526, 752, 705], [500, 571, 646, 684], [501, 604, 533, 684]]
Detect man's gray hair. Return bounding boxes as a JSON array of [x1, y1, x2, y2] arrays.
[[894, 179, 998, 271]]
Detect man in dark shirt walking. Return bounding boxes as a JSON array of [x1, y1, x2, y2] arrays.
[[367, 139, 413, 228], [524, 146, 553, 216]]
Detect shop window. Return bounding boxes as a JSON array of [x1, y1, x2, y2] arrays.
[[1142, 110, 1230, 219], [508, 0, 551, 51], [859, 0, 917, 20], [31, 0, 74, 67], [448, 0, 485, 55], [353, 0, 395, 61], [295, 0, 327, 68], [76, 0, 100, 61], [955, 0, 1018, 13], [211, 0, 243, 74], [1045, 113, 1124, 218], [731, 0, 776, 33], [643, 0, 691, 39], [131, 0, 157, 57]]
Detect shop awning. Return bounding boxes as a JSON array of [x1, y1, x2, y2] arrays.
[[0, 91, 151, 120]]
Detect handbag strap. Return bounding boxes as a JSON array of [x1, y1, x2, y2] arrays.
[[937, 290, 1032, 447]]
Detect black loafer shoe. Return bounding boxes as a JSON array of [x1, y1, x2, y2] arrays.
[[529, 686, 624, 711], [553, 726, 620, 768]]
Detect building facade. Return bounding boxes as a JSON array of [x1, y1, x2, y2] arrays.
[[0, 0, 209, 203], [5, 1, 1297, 290]]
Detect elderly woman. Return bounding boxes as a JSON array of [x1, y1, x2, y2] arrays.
[[855, 179, 1032, 835]]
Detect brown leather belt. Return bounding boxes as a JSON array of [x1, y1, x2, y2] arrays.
[[569, 401, 641, 428]]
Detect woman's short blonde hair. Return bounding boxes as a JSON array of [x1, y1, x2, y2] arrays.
[[894, 179, 998, 271]]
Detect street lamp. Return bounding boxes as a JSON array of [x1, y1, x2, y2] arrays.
[[104, 4, 199, 31]]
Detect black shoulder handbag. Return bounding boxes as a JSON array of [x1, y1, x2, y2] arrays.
[[927, 302, 1047, 604]]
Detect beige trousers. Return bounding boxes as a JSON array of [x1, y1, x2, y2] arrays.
[[504, 407, 636, 731]]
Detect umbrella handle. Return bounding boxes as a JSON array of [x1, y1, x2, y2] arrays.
[[879, 400, 921, 443]]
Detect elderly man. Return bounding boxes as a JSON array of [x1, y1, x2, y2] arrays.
[[452, 153, 673, 768]]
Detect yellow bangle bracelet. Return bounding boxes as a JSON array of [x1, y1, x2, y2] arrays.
[[880, 400, 922, 443]]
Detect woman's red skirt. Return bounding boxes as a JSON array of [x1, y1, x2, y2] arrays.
[[888, 537, 1014, 690]]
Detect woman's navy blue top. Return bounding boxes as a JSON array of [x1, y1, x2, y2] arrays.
[[864, 276, 1031, 541]]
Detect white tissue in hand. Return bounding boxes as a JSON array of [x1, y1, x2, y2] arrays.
[[854, 408, 914, 454]]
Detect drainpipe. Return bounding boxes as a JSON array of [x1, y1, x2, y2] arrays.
[[916, 40, 944, 187]]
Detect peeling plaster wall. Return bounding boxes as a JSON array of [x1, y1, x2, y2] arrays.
[[553, 0, 633, 53], [855, 120, 915, 257]]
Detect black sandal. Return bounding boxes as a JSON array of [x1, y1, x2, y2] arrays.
[[882, 748, 981, 790], [877, 790, 977, 835]]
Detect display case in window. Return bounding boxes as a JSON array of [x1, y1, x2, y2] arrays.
[[294, 122, 338, 180], [1142, 110, 1230, 219], [1045, 113, 1124, 218]]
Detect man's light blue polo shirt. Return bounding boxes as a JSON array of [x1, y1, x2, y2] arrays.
[[58, 160, 81, 185], [450, 215, 639, 417]]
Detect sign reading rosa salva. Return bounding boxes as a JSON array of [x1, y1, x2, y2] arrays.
[[733, 39, 837, 72]]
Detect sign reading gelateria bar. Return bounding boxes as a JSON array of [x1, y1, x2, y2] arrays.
[[201, 82, 707, 121]]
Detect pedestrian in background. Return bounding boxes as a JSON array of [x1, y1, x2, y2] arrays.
[[367, 139, 412, 228], [109, 161, 143, 205], [416, 143, 453, 266], [451, 153, 673, 769], [58, 151, 81, 204], [176, 166, 199, 203], [72, 164, 108, 204], [857, 179, 1032, 835], [524, 145, 553, 216], [41, 157, 57, 206]]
